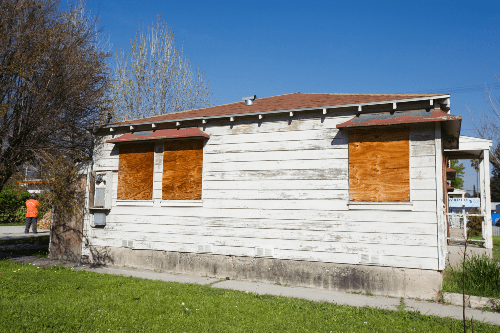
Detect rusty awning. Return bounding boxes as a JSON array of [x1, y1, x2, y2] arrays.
[[336, 109, 461, 149], [336, 109, 461, 129], [106, 127, 210, 143]]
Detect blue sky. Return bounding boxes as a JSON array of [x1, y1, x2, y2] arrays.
[[83, 0, 500, 191]]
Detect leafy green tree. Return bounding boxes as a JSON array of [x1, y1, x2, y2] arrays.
[[450, 160, 465, 189]]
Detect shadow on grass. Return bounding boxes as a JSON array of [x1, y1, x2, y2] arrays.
[[0, 236, 49, 258]]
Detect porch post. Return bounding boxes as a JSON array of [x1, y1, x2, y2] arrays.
[[435, 123, 447, 270], [480, 151, 493, 249]]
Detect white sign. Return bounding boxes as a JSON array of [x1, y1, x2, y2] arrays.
[[448, 198, 480, 208]]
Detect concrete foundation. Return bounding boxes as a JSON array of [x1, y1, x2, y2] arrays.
[[87, 246, 443, 299]]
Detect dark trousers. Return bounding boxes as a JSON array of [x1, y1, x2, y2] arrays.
[[25, 217, 37, 233]]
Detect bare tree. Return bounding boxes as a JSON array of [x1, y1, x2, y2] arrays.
[[111, 15, 211, 121], [469, 77, 500, 170], [0, 0, 110, 192]]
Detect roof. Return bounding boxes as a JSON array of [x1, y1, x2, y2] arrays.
[[336, 110, 461, 129], [108, 92, 446, 127], [106, 127, 210, 144]]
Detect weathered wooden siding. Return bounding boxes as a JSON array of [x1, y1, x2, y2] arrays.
[[85, 114, 439, 270]]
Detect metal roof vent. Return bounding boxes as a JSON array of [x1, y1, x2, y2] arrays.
[[243, 95, 257, 106]]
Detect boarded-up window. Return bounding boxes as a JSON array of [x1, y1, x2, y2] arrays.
[[117, 143, 154, 200], [163, 139, 203, 200], [349, 127, 409, 202]]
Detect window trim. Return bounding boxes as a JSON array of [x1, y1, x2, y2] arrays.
[[116, 200, 154, 207], [161, 200, 203, 207], [347, 201, 414, 211]]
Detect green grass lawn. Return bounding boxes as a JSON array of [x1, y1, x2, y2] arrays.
[[1, 260, 498, 332]]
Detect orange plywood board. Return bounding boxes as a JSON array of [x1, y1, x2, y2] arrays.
[[349, 128, 410, 202], [163, 139, 203, 200], [117, 143, 154, 200]]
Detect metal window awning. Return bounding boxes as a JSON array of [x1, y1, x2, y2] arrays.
[[106, 127, 210, 144], [336, 109, 461, 149]]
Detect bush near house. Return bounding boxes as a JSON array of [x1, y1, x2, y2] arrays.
[[0, 186, 50, 226], [467, 208, 483, 237], [0, 186, 31, 225]]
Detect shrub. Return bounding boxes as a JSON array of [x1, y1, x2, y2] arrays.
[[467, 208, 483, 237], [0, 187, 50, 224], [0, 186, 31, 224], [443, 253, 500, 299]]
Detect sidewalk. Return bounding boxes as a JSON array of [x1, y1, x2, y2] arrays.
[[2, 225, 500, 326], [0, 225, 49, 241]]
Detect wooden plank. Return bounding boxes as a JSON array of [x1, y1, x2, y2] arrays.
[[203, 179, 349, 190], [162, 140, 203, 200], [412, 179, 437, 190], [412, 156, 435, 168], [203, 115, 353, 136], [88, 171, 95, 208], [203, 199, 348, 210], [410, 144, 435, 156], [117, 143, 154, 200], [411, 189, 436, 201], [110, 206, 437, 223], [204, 139, 347, 154], [103, 224, 437, 247], [435, 123, 447, 270], [204, 159, 347, 172], [204, 168, 348, 181], [208, 129, 339, 145], [92, 231, 437, 258], [88, 236, 437, 269], [106, 216, 438, 234], [410, 167, 436, 180], [412, 200, 437, 212], [349, 128, 409, 202], [204, 149, 347, 163], [202, 189, 348, 200]]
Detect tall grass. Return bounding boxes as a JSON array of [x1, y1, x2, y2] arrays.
[[443, 253, 500, 299]]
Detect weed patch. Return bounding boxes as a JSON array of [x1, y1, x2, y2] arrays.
[[443, 253, 500, 299]]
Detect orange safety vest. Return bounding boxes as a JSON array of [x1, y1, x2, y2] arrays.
[[26, 199, 39, 217]]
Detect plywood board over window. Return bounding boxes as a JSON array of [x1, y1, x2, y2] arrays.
[[163, 139, 204, 200], [349, 127, 409, 202], [117, 142, 155, 200]]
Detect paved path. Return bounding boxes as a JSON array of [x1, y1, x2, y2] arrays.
[[0, 225, 49, 241], [2, 226, 500, 326]]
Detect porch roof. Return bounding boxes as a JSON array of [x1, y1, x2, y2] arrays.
[[444, 136, 493, 159]]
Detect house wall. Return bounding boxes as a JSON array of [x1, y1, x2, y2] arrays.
[[83, 110, 441, 296]]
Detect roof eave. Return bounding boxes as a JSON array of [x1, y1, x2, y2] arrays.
[[94, 95, 451, 131]]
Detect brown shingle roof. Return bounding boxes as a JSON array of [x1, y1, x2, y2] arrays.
[[111, 92, 444, 126]]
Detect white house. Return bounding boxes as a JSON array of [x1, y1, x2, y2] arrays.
[[83, 92, 493, 298]]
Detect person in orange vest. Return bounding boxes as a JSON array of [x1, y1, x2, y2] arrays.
[[25, 194, 40, 234]]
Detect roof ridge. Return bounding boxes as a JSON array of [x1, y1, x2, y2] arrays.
[[297, 92, 442, 96]]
